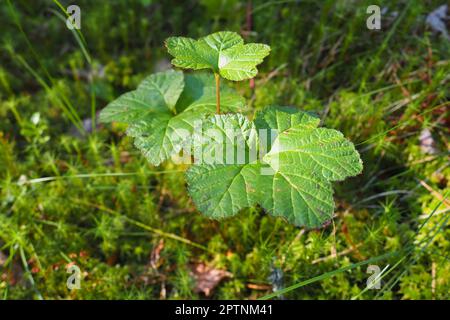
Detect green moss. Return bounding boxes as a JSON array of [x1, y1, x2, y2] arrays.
[[0, 0, 448, 300]]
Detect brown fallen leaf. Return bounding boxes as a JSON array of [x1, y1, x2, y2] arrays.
[[0, 251, 24, 286], [247, 283, 272, 291], [150, 239, 165, 270], [0, 251, 6, 266], [120, 151, 132, 164], [190, 263, 232, 297]]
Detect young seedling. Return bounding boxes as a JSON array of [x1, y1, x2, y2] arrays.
[[100, 31, 363, 228]]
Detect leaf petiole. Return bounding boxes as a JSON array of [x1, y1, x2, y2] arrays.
[[214, 73, 220, 114]]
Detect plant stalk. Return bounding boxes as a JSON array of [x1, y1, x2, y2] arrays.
[[214, 73, 220, 114]]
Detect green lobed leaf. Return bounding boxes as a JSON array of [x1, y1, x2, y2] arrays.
[[127, 111, 199, 166], [99, 70, 184, 123], [253, 105, 320, 153], [261, 107, 363, 182], [165, 31, 270, 81], [186, 114, 262, 218], [191, 113, 258, 165], [186, 107, 363, 227], [100, 70, 245, 166], [187, 163, 263, 219]]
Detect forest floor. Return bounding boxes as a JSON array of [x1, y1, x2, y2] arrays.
[[0, 0, 449, 299]]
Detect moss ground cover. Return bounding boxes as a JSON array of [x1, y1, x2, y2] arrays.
[[0, 0, 449, 299]]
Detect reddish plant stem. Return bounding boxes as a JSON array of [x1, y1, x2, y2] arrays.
[[215, 73, 220, 114]]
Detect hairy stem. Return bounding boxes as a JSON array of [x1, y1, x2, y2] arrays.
[[214, 73, 220, 114]]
